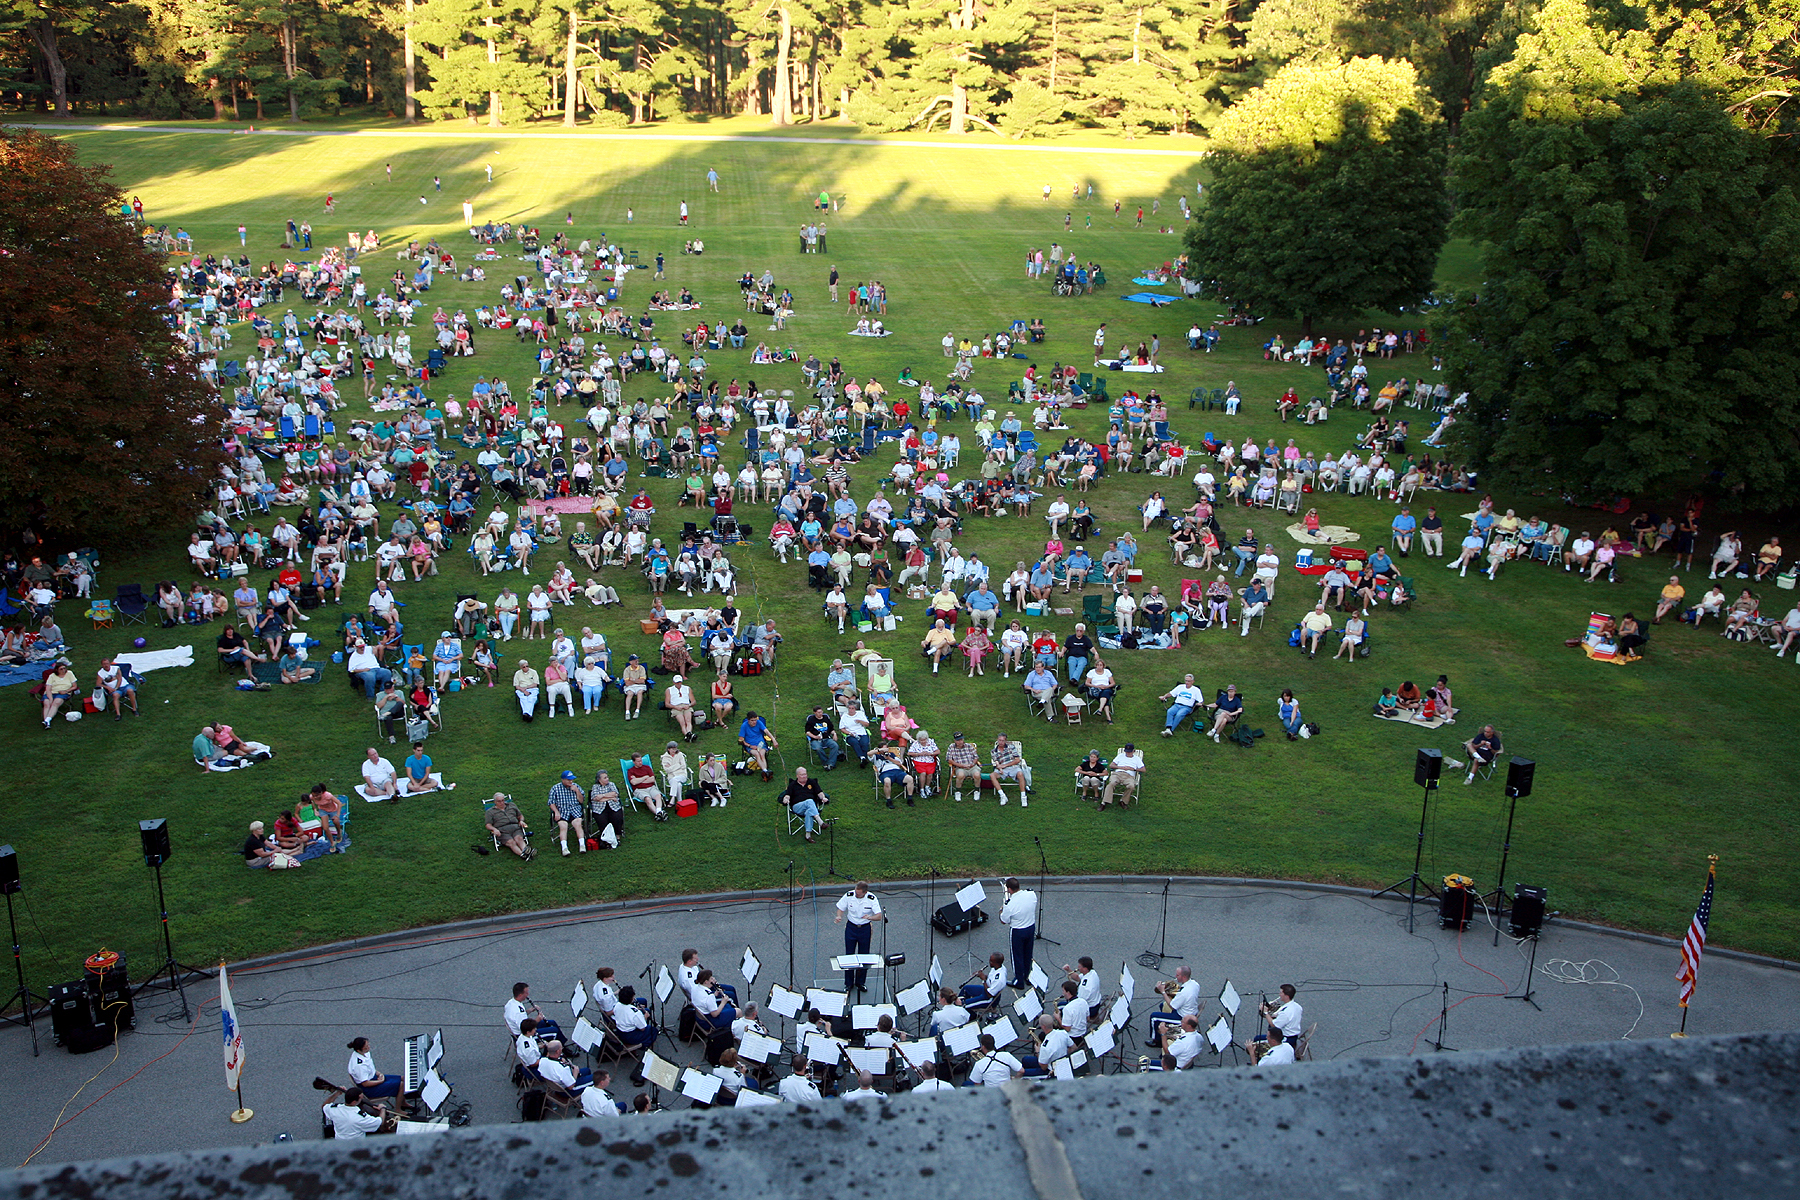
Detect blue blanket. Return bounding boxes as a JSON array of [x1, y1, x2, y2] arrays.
[[1131, 277, 1171, 286], [1122, 292, 1176, 307], [0, 663, 49, 689]]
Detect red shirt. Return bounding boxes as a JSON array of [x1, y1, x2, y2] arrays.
[[627, 763, 656, 790]]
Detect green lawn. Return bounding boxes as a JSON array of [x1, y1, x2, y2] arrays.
[[10, 127, 1793, 983]]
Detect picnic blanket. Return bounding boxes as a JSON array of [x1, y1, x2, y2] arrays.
[[204, 741, 275, 772], [1373, 711, 1455, 730], [1581, 644, 1637, 665], [357, 775, 450, 801], [115, 645, 196, 673], [1285, 524, 1362, 546], [1121, 292, 1176, 307], [0, 663, 49, 689], [845, 329, 892, 337], [252, 659, 322, 685], [1131, 277, 1170, 286], [530, 496, 599, 515]]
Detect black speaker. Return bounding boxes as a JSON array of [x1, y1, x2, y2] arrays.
[[47, 981, 92, 1044], [0, 845, 18, 896], [1439, 885, 1473, 931], [139, 819, 171, 867], [1414, 748, 1442, 787], [930, 902, 988, 937], [1505, 757, 1536, 799], [1510, 885, 1546, 938]]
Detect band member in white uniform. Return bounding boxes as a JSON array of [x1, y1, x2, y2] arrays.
[[834, 880, 885, 993]]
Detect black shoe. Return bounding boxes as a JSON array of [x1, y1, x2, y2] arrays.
[[885, 799, 894, 809], [906, 797, 914, 806]]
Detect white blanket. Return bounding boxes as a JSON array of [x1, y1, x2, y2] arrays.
[[203, 741, 274, 772], [117, 646, 196, 673], [358, 774, 448, 801]]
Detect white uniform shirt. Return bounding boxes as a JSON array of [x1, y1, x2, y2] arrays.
[[1168, 1028, 1205, 1069], [503, 997, 531, 1036], [1270, 999, 1303, 1039], [842, 1086, 882, 1101], [326, 1102, 384, 1139], [1060, 996, 1091, 1038], [613, 1003, 647, 1033], [347, 1050, 381, 1086], [1074, 969, 1101, 1008], [514, 1032, 542, 1067], [969, 1051, 1022, 1087], [537, 1056, 578, 1090], [836, 892, 882, 925], [1260, 1041, 1296, 1065], [912, 1078, 957, 1094], [679, 963, 701, 1005], [592, 981, 618, 1016], [932, 1004, 971, 1033], [1169, 978, 1201, 1020], [579, 1087, 620, 1118], [1000, 888, 1039, 930], [984, 966, 1006, 998], [1038, 1029, 1075, 1065], [779, 1074, 823, 1103]]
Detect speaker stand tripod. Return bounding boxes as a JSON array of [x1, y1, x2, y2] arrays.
[[134, 858, 212, 1023], [1371, 777, 1441, 933], [2, 890, 41, 1056]]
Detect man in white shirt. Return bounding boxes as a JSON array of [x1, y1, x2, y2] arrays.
[[1027, 1014, 1075, 1076], [360, 746, 398, 799], [1256, 1027, 1297, 1065], [1564, 533, 1596, 573], [1254, 546, 1281, 599], [1263, 983, 1303, 1043], [347, 642, 393, 699], [930, 988, 971, 1035], [911, 1061, 955, 1093], [1160, 675, 1206, 736], [324, 1088, 386, 1139], [1102, 743, 1145, 808], [1000, 877, 1038, 990], [1159, 1014, 1205, 1070], [731, 1003, 768, 1043], [536, 1041, 590, 1093], [678, 949, 703, 1006], [968, 1034, 1023, 1087], [834, 881, 884, 993], [504, 981, 543, 1037], [514, 1018, 545, 1072], [367, 581, 399, 628], [579, 1070, 621, 1118], [778, 1056, 822, 1103], [1056, 982, 1091, 1038], [1061, 957, 1101, 1010], [841, 1070, 881, 1101], [1149, 966, 1199, 1040]]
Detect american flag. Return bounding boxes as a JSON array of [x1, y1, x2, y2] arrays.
[[1676, 861, 1716, 1008]]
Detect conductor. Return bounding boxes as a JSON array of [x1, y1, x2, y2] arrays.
[[834, 880, 885, 994], [999, 877, 1038, 990]]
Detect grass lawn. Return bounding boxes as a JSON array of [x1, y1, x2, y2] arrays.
[[10, 125, 1793, 983]]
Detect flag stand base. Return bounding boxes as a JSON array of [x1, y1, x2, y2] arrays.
[[230, 1108, 255, 1123], [1668, 1032, 1687, 1039]]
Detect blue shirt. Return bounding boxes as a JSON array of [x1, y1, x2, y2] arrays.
[[1025, 669, 1056, 692], [1368, 552, 1394, 575], [739, 717, 769, 746], [405, 753, 432, 781], [967, 588, 999, 611], [1391, 514, 1416, 534], [1066, 552, 1092, 573]]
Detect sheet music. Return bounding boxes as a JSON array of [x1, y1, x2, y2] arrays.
[[897, 1040, 939, 1070], [986, 1016, 1021, 1048], [804, 1032, 843, 1065], [644, 1050, 681, 1091], [655, 966, 675, 1005], [427, 1030, 444, 1070], [570, 1017, 602, 1054], [930, 956, 943, 987], [1014, 991, 1043, 1023], [847, 1047, 890, 1075], [736, 1089, 780, 1107], [1028, 962, 1050, 993], [941, 1024, 982, 1056], [741, 947, 761, 987], [738, 1031, 783, 1064], [832, 954, 882, 969], [420, 1070, 450, 1112], [1119, 964, 1136, 1005], [806, 988, 848, 1017], [955, 881, 986, 911], [897, 980, 933, 1015], [1220, 980, 1241, 1017], [1110, 995, 1131, 1029], [570, 981, 588, 1022], [852, 1003, 896, 1030], [396, 1119, 452, 1136], [1086, 1022, 1116, 1058], [680, 1069, 723, 1104], [1051, 1057, 1074, 1080], [1071, 1050, 1088, 1070], [1207, 1016, 1232, 1053], [768, 985, 803, 1019]]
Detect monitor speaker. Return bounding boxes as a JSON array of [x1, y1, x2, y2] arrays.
[[1510, 885, 1546, 938], [139, 819, 171, 867], [1505, 757, 1536, 799], [1414, 748, 1442, 787], [0, 845, 18, 896]]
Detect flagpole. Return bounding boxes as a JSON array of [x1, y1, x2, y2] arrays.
[[222, 959, 254, 1122], [1671, 854, 1717, 1040]]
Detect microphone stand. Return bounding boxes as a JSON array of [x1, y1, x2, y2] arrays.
[[786, 860, 796, 991], [1033, 837, 1060, 947], [826, 814, 851, 884], [1137, 878, 1183, 969], [1429, 982, 1457, 1052]]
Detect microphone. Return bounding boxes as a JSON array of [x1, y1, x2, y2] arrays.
[[639, 963, 653, 980]]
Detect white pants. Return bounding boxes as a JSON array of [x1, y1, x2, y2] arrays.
[[1240, 602, 1266, 633], [547, 681, 572, 710]]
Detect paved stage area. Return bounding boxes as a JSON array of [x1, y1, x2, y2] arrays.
[[2, 877, 1793, 1167]]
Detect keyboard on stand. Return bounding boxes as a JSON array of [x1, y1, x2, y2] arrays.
[[401, 1033, 427, 1095]]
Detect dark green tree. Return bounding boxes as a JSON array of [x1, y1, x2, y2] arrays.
[[0, 128, 225, 541], [1446, 80, 1800, 506], [1181, 56, 1449, 336]]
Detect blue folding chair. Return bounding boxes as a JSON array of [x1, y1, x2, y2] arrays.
[[278, 416, 296, 441]]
